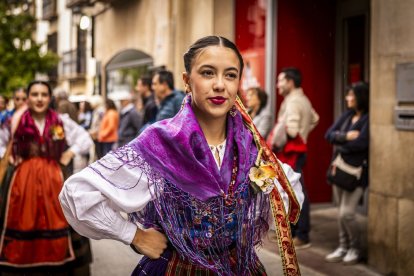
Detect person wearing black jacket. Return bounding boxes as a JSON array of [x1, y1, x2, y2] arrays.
[[136, 75, 157, 125], [118, 92, 143, 147], [324, 82, 369, 265]]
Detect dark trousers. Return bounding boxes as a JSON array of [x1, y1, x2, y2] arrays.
[[100, 142, 114, 157], [94, 140, 103, 160], [291, 153, 310, 242]]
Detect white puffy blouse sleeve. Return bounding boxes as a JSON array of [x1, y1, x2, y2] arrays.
[[274, 162, 304, 212], [59, 150, 155, 245], [0, 125, 10, 158], [60, 113, 93, 155]]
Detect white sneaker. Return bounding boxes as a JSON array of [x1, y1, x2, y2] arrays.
[[325, 247, 347, 262], [343, 248, 359, 265]]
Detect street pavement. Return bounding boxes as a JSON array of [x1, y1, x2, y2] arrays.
[[90, 204, 383, 275]]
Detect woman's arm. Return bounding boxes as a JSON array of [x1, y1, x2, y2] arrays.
[[61, 113, 93, 155], [325, 110, 353, 144], [0, 125, 10, 158], [339, 117, 369, 153], [59, 149, 155, 244], [274, 162, 304, 212]]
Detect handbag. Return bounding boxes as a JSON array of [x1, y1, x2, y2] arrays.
[[327, 153, 363, 192]]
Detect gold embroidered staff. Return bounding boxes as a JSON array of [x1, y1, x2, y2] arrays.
[[235, 96, 301, 276]]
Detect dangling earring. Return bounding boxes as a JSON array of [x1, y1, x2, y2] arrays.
[[229, 105, 237, 117], [185, 84, 191, 94]]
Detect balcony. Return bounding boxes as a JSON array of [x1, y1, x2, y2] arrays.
[[42, 0, 57, 21], [6, 0, 31, 4], [47, 32, 58, 84], [6, 0, 35, 15], [61, 49, 87, 80]]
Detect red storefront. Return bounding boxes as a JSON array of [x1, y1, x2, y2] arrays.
[[235, 0, 369, 203]]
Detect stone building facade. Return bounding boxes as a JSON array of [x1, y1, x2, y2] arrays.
[[92, 0, 234, 95], [368, 1, 414, 274]]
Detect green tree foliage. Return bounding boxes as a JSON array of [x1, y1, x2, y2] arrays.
[[0, 2, 58, 97]]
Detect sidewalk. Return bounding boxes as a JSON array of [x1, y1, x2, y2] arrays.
[[259, 203, 383, 276]]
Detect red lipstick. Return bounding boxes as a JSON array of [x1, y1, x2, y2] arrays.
[[209, 96, 226, 105]]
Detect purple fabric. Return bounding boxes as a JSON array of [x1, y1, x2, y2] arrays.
[[131, 250, 171, 276], [133, 95, 256, 201], [89, 96, 271, 275]]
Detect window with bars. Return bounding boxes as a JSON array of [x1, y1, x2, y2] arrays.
[[61, 28, 87, 78], [47, 32, 58, 82]]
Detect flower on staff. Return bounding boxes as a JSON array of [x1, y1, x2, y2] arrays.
[[50, 125, 65, 141], [249, 161, 276, 194]]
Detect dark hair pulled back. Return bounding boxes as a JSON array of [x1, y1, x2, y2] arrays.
[[27, 80, 53, 96], [183, 36, 244, 79]]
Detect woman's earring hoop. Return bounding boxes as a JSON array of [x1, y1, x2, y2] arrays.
[[229, 105, 237, 117]]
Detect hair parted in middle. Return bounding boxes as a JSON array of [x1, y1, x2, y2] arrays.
[[27, 80, 53, 96], [183, 36, 244, 79]]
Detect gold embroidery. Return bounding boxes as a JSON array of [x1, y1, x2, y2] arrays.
[[235, 96, 301, 276]]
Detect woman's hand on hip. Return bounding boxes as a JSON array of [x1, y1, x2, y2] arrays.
[[131, 228, 168, 259], [60, 150, 75, 166]]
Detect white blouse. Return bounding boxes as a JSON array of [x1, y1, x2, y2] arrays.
[[59, 144, 304, 245], [208, 140, 226, 169], [58, 113, 94, 156], [0, 125, 9, 158], [0, 113, 92, 158]]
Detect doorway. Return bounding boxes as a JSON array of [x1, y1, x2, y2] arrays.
[[335, 0, 370, 116], [105, 49, 153, 97]]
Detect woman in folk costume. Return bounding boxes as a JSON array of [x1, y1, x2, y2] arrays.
[[0, 81, 93, 275], [60, 36, 304, 275]]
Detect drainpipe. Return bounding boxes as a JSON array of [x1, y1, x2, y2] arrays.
[[265, 0, 277, 123]]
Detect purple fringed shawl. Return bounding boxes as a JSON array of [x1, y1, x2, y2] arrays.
[[93, 96, 271, 275], [134, 96, 256, 201]]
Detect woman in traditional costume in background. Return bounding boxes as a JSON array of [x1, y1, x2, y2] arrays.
[[0, 80, 93, 275], [60, 36, 304, 275]]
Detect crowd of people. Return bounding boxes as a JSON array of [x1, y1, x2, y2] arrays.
[[0, 69, 186, 275], [0, 35, 369, 275], [246, 69, 369, 264]]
